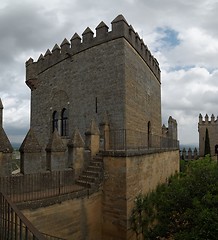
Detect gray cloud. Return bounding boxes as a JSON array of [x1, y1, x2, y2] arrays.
[[1, 0, 218, 146]]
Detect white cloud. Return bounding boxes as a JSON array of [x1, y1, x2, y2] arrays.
[[1, 0, 218, 147]]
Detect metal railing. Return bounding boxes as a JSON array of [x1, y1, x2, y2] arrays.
[[105, 129, 179, 151], [0, 170, 78, 203], [0, 192, 46, 240], [43, 232, 66, 240]]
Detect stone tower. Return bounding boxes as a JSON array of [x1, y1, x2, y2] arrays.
[[14, 15, 180, 240], [198, 113, 218, 156], [22, 15, 163, 172], [0, 98, 13, 176]]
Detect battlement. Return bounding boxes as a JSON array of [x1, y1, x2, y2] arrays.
[[198, 113, 218, 124], [26, 14, 160, 89]]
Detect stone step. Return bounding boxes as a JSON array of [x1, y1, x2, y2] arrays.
[[87, 165, 102, 172], [83, 170, 100, 178], [76, 179, 94, 188], [92, 155, 103, 161], [90, 161, 103, 167], [79, 175, 96, 183]]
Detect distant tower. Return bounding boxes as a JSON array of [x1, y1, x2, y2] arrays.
[[198, 113, 218, 156], [0, 98, 13, 176]]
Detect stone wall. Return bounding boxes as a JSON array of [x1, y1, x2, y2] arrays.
[[102, 150, 179, 240], [21, 191, 102, 240], [125, 41, 161, 136], [19, 150, 179, 240], [30, 38, 126, 152]]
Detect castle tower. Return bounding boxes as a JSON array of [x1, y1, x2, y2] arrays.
[[23, 14, 162, 167], [198, 113, 218, 156], [18, 15, 179, 240], [0, 98, 13, 176]]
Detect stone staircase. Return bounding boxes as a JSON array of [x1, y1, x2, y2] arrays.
[[76, 153, 104, 189]]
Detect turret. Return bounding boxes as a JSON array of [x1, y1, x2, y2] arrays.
[[199, 113, 203, 124], [168, 116, 177, 140], [205, 114, 209, 123], [211, 114, 215, 123]]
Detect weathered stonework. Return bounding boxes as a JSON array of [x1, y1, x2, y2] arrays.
[[21, 14, 165, 172], [21, 191, 102, 240], [102, 150, 179, 240], [0, 14, 180, 240]]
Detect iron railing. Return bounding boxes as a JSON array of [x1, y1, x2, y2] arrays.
[[0, 192, 46, 240], [105, 129, 179, 151], [43, 232, 66, 240], [0, 170, 81, 203]]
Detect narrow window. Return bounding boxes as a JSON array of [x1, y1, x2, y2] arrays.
[[95, 97, 98, 113], [148, 121, 151, 147], [52, 111, 58, 132], [61, 108, 68, 136]]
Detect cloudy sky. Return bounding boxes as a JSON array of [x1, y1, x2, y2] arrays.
[[1, 0, 218, 147]]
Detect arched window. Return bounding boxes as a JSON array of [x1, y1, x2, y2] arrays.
[[61, 108, 68, 136], [52, 111, 58, 132]]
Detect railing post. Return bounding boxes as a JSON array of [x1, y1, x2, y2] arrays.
[[59, 171, 61, 196], [124, 129, 127, 151]]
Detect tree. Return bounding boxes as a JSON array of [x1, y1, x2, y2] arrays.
[[130, 156, 218, 240], [204, 128, 211, 156]]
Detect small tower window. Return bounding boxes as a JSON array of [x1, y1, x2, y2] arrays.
[[52, 111, 58, 132], [61, 108, 68, 136], [148, 121, 151, 147]]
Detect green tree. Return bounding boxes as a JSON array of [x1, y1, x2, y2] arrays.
[[130, 156, 218, 240], [204, 128, 211, 156]]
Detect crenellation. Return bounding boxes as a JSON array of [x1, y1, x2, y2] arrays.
[[129, 25, 135, 35], [82, 27, 94, 43], [37, 54, 45, 74], [70, 33, 81, 52], [211, 114, 215, 123], [52, 43, 61, 54], [26, 15, 161, 87], [111, 14, 129, 38], [140, 39, 145, 50], [26, 58, 38, 90], [37, 54, 44, 62], [199, 113, 203, 124], [44, 49, 52, 57], [181, 147, 198, 160], [51, 44, 61, 65], [199, 112, 218, 156], [198, 113, 218, 125], [205, 114, 209, 123], [135, 32, 140, 43], [134, 32, 142, 55], [128, 25, 137, 48], [26, 57, 34, 66], [60, 38, 70, 54], [96, 21, 109, 39]]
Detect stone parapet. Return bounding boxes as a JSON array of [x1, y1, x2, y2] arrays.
[[26, 14, 160, 90]]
